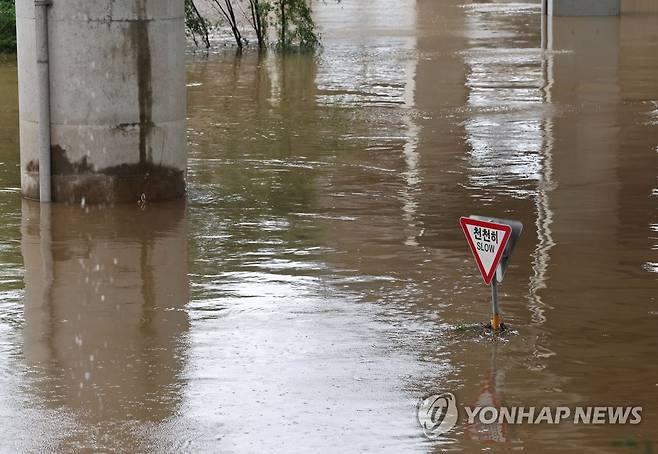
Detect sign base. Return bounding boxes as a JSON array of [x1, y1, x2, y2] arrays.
[[491, 313, 502, 332]]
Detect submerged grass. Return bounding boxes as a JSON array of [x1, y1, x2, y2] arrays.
[[0, 0, 15, 53]]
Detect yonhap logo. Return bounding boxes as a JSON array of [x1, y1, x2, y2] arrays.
[[417, 392, 459, 439], [417, 390, 643, 441]]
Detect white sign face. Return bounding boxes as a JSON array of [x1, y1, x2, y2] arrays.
[[460, 218, 511, 285]]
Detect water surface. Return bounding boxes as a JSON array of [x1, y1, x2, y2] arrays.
[[0, 0, 657, 452]]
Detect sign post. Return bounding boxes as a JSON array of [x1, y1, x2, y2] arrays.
[[460, 216, 523, 332], [491, 278, 500, 330]]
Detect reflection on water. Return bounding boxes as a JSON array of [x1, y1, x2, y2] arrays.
[[19, 201, 188, 451], [465, 343, 508, 443], [0, 0, 657, 452]]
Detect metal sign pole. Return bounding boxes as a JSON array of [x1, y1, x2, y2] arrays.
[[491, 278, 501, 331]]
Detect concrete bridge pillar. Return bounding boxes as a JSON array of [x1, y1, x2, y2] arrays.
[[546, 0, 620, 16], [16, 0, 186, 204]]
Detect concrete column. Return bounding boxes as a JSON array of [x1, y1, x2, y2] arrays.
[[16, 0, 187, 204], [547, 0, 620, 16]]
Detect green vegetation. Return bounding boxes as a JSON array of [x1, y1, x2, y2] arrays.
[[247, 0, 270, 49], [275, 0, 318, 50], [185, 0, 211, 49], [185, 0, 321, 52], [0, 0, 320, 53], [0, 0, 16, 53]]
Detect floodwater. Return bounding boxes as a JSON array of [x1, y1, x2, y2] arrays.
[[0, 0, 657, 452]]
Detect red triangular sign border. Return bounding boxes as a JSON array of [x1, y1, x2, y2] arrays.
[[460, 217, 512, 285]]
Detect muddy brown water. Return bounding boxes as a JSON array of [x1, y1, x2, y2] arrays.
[[0, 0, 657, 452]]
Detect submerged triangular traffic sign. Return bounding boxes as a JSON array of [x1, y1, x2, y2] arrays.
[[460, 217, 512, 285], [470, 216, 523, 283]]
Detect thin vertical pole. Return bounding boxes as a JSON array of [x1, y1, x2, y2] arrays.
[[35, 0, 53, 203], [491, 278, 502, 331]]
